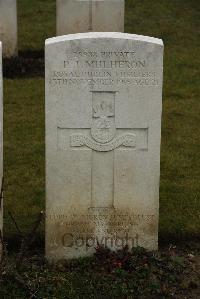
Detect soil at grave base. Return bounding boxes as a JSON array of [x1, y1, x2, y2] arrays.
[[0, 241, 199, 298], [3, 50, 44, 78]]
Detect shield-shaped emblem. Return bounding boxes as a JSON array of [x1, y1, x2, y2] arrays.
[[91, 91, 116, 144], [91, 116, 116, 144]]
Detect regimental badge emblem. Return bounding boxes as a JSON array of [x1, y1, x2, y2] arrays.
[[71, 91, 136, 151], [91, 92, 116, 144]]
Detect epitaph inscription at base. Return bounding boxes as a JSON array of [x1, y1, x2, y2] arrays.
[[45, 33, 164, 261]]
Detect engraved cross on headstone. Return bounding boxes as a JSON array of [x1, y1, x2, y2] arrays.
[[79, 0, 93, 31], [58, 91, 148, 209]]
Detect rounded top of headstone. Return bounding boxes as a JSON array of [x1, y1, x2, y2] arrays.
[[45, 32, 163, 47]]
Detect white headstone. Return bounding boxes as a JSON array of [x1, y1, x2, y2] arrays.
[[0, 42, 3, 259], [0, 0, 17, 57], [57, 0, 124, 35], [45, 32, 164, 261]]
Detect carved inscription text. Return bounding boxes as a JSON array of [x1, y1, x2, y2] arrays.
[[49, 50, 159, 87]]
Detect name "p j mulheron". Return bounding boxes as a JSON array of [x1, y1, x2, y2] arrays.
[[64, 60, 146, 69]]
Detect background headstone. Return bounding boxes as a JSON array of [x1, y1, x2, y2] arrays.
[[45, 32, 163, 261], [0, 0, 17, 57], [0, 42, 3, 259], [57, 0, 124, 35]]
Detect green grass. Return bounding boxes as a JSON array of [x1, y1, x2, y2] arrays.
[[4, 79, 45, 235], [3, 0, 200, 242]]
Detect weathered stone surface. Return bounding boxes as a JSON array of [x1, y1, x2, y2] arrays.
[[0, 0, 17, 57], [45, 32, 164, 261], [57, 0, 124, 35], [0, 42, 3, 259]]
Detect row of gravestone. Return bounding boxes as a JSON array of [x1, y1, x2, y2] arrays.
[[0, 2, 164, 262], [0, 0, 124, 57]]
